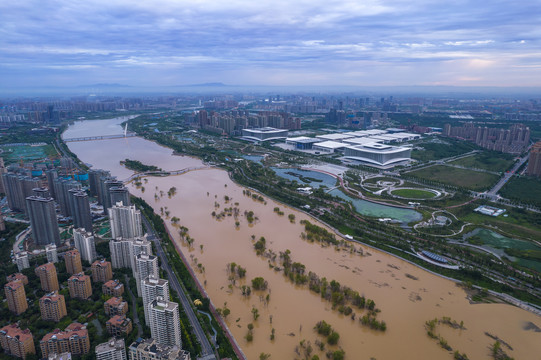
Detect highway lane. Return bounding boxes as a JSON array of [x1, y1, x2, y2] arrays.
[[487, 153, 529, 195], [141, 215, 216, 360]]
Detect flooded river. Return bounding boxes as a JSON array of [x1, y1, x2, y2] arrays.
[[65, 118, 541, 360]]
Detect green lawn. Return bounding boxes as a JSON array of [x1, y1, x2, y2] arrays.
[[391, 188, 437, 199], [449, 152, 515, 173], [407, 165, 499, 191], [411, 139, 478, 162], [500, 176, 541, 208]]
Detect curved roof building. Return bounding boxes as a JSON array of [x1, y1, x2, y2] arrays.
[[344, 143, 412, 167]]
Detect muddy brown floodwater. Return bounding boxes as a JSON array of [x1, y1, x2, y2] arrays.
[[65, 118, 540, 360], [128, 170, 540, 360]]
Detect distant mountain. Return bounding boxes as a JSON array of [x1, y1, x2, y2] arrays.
[[78, 83, 132, 88], [183, 82, 229, 87]]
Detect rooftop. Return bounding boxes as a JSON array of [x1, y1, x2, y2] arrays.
[[0, 324, 33, 343], [68, 273, 89, 282], [4, 280, 24, 291], [105, 297, 125, 306], [40, 291, 64, 302], [41, 323, 87, 343], [95, 338, 125, 353]]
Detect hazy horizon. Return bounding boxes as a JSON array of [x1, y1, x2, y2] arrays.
[[1, 0, 541, 93]]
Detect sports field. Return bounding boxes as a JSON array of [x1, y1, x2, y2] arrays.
[[1, 144, 58, 164]]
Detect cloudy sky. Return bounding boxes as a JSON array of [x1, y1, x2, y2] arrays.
[[1, 0, 540, 90]]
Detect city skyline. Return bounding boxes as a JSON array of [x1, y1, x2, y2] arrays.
[[1, 0, 541, 93]]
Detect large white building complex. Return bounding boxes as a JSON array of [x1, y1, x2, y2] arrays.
[[283, 128, 420, 168], [241, 127, 288, 142], [108, 202, 143, 239], [148, 297, 181, 348], [344, 143, 413, 167]]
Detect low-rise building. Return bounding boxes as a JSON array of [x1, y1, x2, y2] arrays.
[[95, 338, 126, 360], [106, 316, 132, 337], [35, 262, 59, 292], [102, 280, 124, 297], [104, 297, 128, 317], [40, 323, 90, 358], [91, 260, 113, 283], [46, 244, 59, 263], [4, 281, 28, 315], [64, 249, 82, 275], [128, 338, 190, 360], [14, 252, 30, 272], [39, 292, 67, 322], [0, 324, 35, 359], [67, 273, 92, 300]]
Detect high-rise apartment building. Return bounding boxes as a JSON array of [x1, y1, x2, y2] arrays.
[[0, 324, 35, 359], [0, 157, 6, 195], [14, 252, 30, 271], [46, 244, 58, 263], [96, 174, 114, 206], [102, 279, 124, 297], [91, 260, 113, 283], [4, 281, 28, 315], [35, 263, 59, 292], [128, 338, 190, 360], [3, 174, 41, 213], [32, 187, 50, 198], [88, 169, 110, 199], [53, 179, 81, 217], [109, 186, 130, 208], [108, 203, 142, 239], [64, 249, 83, 274], [110, 236, 152, 271], [40, 323, 90, 358], [26, 196, 60, 246], [68, 273, 92, 300], [39, 291, 67, 322], [527, 141, 541, 177], [142, 276, 169, 324], [134, 253, 158, 296], [73, 228, 97, 263], [148, 297, 181, 347], [3, 173, 26, 212], [45, 170, 58, 199], [95, 338, 127, 360], [443, 122, 530, 154], [69, 190, 93, 234], [102, 179, 124, 211]]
